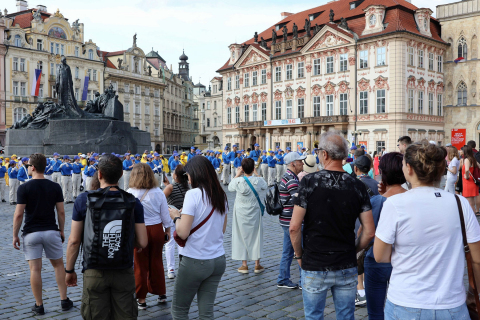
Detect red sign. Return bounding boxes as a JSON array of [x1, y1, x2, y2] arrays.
[[451, 129, 466, 150]]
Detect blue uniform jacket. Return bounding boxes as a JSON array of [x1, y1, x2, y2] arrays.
[[52, 159, 62, 172], [233, 156, 242, 168], [249, 150, 261, 162], [152, 160, 162, 173], [60, 163, 73, 175], [261, 155, 268, 164], [267, 156, 276, 167], [188, 153, 195, 162], [8, 167, 18, 179], [146, 161, 155, 171], [212, 158, 221, 169], [0, 166, 7, 178], [17, 166, 29, 182], [45, 162, 53, 175], [84, 165, 96, 177], [170, 160, 180, 171], [276, 154, 285, 165], [72, 162, 84, 174], [123, 159, 133, 171], [222, 152, 230, 164]]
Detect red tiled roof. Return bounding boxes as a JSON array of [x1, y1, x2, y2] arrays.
[[213, 77, 223, 81], [10, 9, 50, 29], [105, 59, 117, 69], [105, 50, 126, 57], [217, 0, 444, 72]]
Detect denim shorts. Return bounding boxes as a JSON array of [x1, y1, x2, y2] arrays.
[[22, 230, 63, 260], [384, 299, 470, 320]]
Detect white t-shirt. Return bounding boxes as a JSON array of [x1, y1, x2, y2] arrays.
[[127, 187, 173, 228], [447, 157, 460, 180], [179, 188, 226, 260], [376, 187, 480, 309]]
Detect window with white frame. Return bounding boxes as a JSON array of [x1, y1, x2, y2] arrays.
[[326, 56, 334, 73], [252, 71, 258, 86], [56, 43, 60, 54], [313, 96, 321, 117], [13, 58, 18, 71], [360, 50, 368, 68], [39, 84, 43, 97], [87, 69, 92, 79], [154, 126, 159, 136], [51, 85, 56, 98], [458, 82, 467, 106], [437, 94, 443, 116], [61, 44, 64, 55], [20, 58, 25, 71], [313, 58, 321, 75], [135, 86, 140, 94], [214, 118, 217, 127], [125, 102, 129, 113], [50, 62, 55, 75], [75, 88, 79, 100], [418, 91, 424, 113], [75, 67, 79, 79], [376, 89, 386, 113], [154, 105, 159, 115], [207, 118, 210, 127], [438, 55, 443, 73], [14, 35, 22, 47], [261, 102, 267, 121], [252, 104, 258, 121], [135, 103, 140, 114], [125, 84, 130, 92], [326, 95, 334, 116], [298, 98, 304, 118], [14, 107, 27, 123], [207, 101, 210, 110], [145, 125, 149, 132], [93, 70, 97, 81], [235, 106, 240, 123], [408, 47, 414, 66], [227, 107, 231, 124], [408, 89, 414, 113], [87, 90, 92, 101], [340, 54, 348, 72], [227, 77, 231, 90], [418, 50, 424, 68], [235, 75, 240, 89], [50, 42, 54, 54], [360, 91, 368, 114], [261, 69, 267, 84], [88, 49, 94, 60], [377, 47, 386, 66], [340, 93, 348, 115], [276, 66, 282, 82], [429, 53, 434, 71], [75, 47, 79, 57], [20, 82, 26, 96], [428, 93, 434, 115], [286, 100, 293, 119], [298, 62, 305, 78], [214, 101, 217, 109], [244, 73, 250, 87], [244, 105, 249, 122], [37, 39, 43, 51], [145, 105, 149, 114], [275, 101, 282, 119], [286, 64, 293, 80], [13, 81, 19, 96]]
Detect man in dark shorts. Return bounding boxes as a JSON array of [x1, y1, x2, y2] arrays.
[[12, 153, 73, 315], [65, 154, 147, 320]]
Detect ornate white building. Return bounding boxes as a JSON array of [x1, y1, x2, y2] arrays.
[[194, 77, 223, 150], [217, 0, 447, 153]]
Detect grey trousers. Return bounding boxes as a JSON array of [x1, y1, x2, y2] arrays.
[[171, 255, 226, 320]]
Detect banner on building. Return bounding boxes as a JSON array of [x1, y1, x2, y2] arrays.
[[81, 76, 90, 101], [30, 69, 42, 96], [264, 118, 301, 126], [451, 129, 466, 150], [359, 141, 368, 150]]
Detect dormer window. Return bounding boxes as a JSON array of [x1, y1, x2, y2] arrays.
[[414, 8, 433, 37], [350, 3, 355, 9], [362, 5, 386, 36], [369, 15, 376, 26], [309, 12, 322, 21]]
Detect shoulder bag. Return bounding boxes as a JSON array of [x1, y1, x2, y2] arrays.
[[173, 207, 214, 248], [243, 176, 265, 216], [455, 195, 480, 320]]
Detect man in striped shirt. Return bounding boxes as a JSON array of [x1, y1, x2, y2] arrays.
[[277, 152, 305, 289]]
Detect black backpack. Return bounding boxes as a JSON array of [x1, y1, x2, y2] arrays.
[[265, 184, 290, 216], [82, 186, 137, 270]]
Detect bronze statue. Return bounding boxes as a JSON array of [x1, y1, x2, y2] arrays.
[[329, 9, 335, 22], [260, 37, 267, 49], [56, 56, 84, 117], [147, 65, 152, 76], [339, 17, 349, 30], [272, 29, 277, 45], [133, 33, 137, 47], [305, 19, 311, 37], [282, 25, 288, 42], [293, 23, 298, 39], [254, 32, 258, 43], [117, 58, 123, 69]]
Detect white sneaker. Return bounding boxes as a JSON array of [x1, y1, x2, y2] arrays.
[[167, 271, 175, 279]]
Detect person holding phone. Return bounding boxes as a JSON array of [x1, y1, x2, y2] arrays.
[[126, 163, 173, 309]]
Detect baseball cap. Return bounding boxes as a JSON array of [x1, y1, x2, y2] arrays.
[[154, 152, 160, 157], [263, 150, 267, 153], [147, 154, 153, 159], [74, 155, 80, 160], [236, 151, 242, 154], [92, 153, 99, 157], [284, 152, 306, 165], [124, 153, 130, 157], [286, 147, 291, 151], [9, 160, 16, 165], [135, 154, 140, 157], [303, 155, 317, 173], [21, 157, 29, 162], [89, 157, 95, 162], [354, 155, 371, 172], [301, 147, 306, 150], [254, 143, 260, 147], [232, 144, 238, 148], [81, 154, 86, 158], [63, 155, 70, 160], [191, 146, 196, 149], [52, 152, 59, 157]]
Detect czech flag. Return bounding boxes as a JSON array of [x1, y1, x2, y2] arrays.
[[30, 69, 42, 96], [454, 57, 465, 64]]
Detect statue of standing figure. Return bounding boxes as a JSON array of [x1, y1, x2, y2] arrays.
[[254, 32, 258, 43], [305, 19, 311, 37], [293, 23, 298, 39], [282, 25, 288, 42], [133, 33, 137, 47], [56, 56, 84, 118], [272, 29, 277, 45]]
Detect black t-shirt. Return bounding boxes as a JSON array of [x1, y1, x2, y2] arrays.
[[17, 179, 64, 235], [293, 170, 372, 271]]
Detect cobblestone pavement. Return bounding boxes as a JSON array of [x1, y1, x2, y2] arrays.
[[0, 177, 471, 320]]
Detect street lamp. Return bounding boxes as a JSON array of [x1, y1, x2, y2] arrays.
[[351, 130, 360, 145]]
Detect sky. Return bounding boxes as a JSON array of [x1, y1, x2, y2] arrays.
[[6, 0, 454, 85]]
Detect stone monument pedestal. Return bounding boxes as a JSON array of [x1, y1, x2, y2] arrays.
[[6, 118, 150, 156]]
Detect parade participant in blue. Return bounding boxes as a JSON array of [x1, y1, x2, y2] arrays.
[[229, 145, 239, 182], [59, 155, 73, 203], [146, 154, 155, 172], [83, 157, 97, 190], [134, 154, 141, 164], [275, 149, 285, 183], [188, 146, 196, 162], [168, 151, 178, 168], [122, 153, 134, 190], [44, 158, 54, 181], [92, 153, 100, 161], [51, 152, 62, 185], [284, 147, 291, 173], [153, 152, 164, 188], [267, 150, 277, 187], [0, 160, 7, 203], [233, 151, 243, 173], [220, 146, 231, 185], [260, 150, 269, 180], [210, 151, 216, 163], [249, 144, 261, 162], [8, 160, 19, 205], [71, 156, 84, 199], [18, 157, 31, 185], [170, 154, 181, 172], [274, 145, 280, 155], [213, 151, 222, 180]]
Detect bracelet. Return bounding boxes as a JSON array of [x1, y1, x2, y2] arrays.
[[293, 255, 302, 260], [65, 268, 75, 274], [173, 216, 181, 224]]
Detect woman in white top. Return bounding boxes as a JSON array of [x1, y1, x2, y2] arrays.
[[169, 156, 228, 320], [127, 163, 173, 310], [374, 142, 480, 319], [445, 146, 460, 194]]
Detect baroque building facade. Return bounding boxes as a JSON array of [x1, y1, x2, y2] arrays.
[[193, 77, 223, 150], [0, 16, 6, 145], [437, 0, 480, 145], [217, 0, 447, 153], [3, 2, 103, 138]]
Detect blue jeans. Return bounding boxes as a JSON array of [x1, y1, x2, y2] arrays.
[[364, 262, 392, 320], [301, 267, 358, 320], [277, 225, 301, 285], [384, 300, 470, 320]]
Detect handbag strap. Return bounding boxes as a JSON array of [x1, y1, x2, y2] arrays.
[[455, 195, 480, 313], [189, 207, 215, 236], [139, 189, 149, 203], [243, 176, 264, 213]]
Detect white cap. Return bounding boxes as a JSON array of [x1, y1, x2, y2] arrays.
[[80, 154, 86, 158], [284, 152, 306, 165]]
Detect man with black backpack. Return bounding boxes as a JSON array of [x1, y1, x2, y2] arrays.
[[65, 154, 148, 320]]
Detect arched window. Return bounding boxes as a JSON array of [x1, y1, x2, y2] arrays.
[[457, 82, 467, 106], [458, 37, 467, 60], [88, 49, 93, 60], [14, 107, 28, 123], [14, 35, 22, 47]]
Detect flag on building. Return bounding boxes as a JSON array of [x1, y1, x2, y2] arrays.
[[30, 69, 42, 96], [81, 76, 90, 101], [454, 57, 465, 64]]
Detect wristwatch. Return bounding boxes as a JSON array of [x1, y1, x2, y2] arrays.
[[293, 254, 302, 260], [65, 268, 75, 274], [173, 216, 181, 224]]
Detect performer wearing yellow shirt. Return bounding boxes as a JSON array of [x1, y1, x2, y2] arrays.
[[180, 152, 188, 165], [161, 155, 169, 174]]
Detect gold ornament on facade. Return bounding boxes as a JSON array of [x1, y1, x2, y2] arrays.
[[53, 9, 64, 18]]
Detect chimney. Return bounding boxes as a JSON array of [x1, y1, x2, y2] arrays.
[[16, 0, 28, 12], [36, 5, 47, 12], [281, 12, 293, 18]]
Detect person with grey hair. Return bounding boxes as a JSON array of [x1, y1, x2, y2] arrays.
[[290, 131, 375, 319]]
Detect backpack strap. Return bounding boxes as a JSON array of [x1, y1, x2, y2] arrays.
[[243, 176, 265, 216], [189, 207, 215, 236]]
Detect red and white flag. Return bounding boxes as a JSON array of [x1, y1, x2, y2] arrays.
[[30, 69, 42, 96]]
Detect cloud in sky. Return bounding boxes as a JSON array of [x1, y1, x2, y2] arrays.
[[5, 0, 454, 84]]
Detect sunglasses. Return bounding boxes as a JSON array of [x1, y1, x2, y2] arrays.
[[25, 164, 33, 168]]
